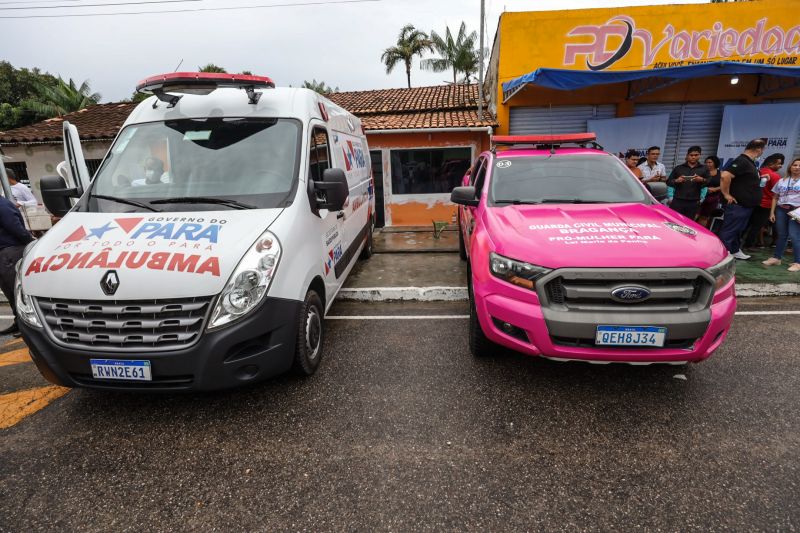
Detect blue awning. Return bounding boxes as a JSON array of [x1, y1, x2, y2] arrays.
[[502, 61, 800, 102]]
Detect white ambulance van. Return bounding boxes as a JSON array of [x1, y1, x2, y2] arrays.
[[16, 72, 375, 391]]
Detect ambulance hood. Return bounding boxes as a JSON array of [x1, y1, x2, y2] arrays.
[[484, 203, 728, 269], [21, 210, 284, 300]]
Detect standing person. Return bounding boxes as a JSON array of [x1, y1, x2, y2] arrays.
[[697, 156, 723, 228], [637, 146, 667, 183], [763, 158, 800, 272], [0, 194, 35, 335], [667, 146, 708, 219], [743, 153, 784, 249], [624, 150, 643, 179], [719, 138, 767, 260], [5, 168, 37, 207]]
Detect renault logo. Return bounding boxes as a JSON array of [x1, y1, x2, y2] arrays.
[[100, 270, 120, 296], [610, 286, 651, 303]]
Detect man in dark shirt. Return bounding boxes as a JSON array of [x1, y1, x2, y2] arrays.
[[0, 195, 34, 335], [667, 145, 708, 219], [719, 138, 767, 260]]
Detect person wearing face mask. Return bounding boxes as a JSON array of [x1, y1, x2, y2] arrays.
[[763, 158, 800, 272], [131, 157, 168, 186]]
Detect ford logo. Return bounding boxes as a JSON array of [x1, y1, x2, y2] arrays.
[[610, 286, 651, 303]]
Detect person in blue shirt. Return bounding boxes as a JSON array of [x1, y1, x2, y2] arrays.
[[0, 195, 34, 335]]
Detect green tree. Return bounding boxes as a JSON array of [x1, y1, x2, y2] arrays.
[[421, 22, 478, 85], [25, 77, 101, 118], [198, 63, 227, 73], [381, 24, 432, 89], [302, 79, 339, 94], [0, 61, 59, 129]]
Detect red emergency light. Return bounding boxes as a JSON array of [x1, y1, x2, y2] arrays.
[[136, 72, 275, 106], [492, 133, 599, 148]]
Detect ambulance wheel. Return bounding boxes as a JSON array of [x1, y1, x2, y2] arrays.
[[458, 215, 467, 261], [359, 216, 375, 260], [292, 290, 325, 376], [468, 268, 494, 358]]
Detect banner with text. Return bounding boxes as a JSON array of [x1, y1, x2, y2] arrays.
[[588, 114, 670, 159], [717, 103, 800, 169]]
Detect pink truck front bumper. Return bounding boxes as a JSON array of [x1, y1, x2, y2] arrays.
[[474, 277, 736, 364]]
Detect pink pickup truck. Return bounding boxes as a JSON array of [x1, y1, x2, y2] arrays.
[[451, 134, 736, 364]]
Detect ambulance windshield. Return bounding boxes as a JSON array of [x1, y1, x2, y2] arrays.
[[84, 117, 302, 212]]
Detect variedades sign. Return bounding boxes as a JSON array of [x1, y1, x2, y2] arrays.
[[498, 0, 800, 73], [717, 103, 800, 169]]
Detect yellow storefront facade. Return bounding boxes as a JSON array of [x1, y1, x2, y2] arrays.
[[485, 0, 800, 167]]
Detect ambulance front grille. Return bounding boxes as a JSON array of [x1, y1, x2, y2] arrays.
[[35, 297, 214, 352]]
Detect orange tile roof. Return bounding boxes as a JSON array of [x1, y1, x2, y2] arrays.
[[328, 84, 496, 130], [0, 84, 495, 144], [0, 103, 137, 144]]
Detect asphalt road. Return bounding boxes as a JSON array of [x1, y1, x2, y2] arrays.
[[1, 299, 799, 531]]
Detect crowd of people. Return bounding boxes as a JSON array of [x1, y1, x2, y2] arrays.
[[623, 139, 800, 272]]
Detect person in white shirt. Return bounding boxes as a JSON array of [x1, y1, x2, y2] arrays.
[[5, 168, 38, 207], [637, 146, 667, 183]]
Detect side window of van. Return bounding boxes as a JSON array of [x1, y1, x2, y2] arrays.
[[309, 127, 331, 181]]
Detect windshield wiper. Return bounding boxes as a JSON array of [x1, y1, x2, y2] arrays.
[[538, 199, 616, 204], [91, 194, 160, 212], [494, 199, 542, 205], [149, 197, 257, 210]]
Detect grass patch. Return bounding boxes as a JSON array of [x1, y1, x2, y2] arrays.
[[734, 247, 800, 284]]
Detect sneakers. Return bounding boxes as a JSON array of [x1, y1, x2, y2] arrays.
[[789, 263, 800, 272], [732, 250, 751, 260], [762, 257, 782, 266]]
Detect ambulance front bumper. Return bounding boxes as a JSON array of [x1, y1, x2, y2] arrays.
[[19, 296, 302, 392]]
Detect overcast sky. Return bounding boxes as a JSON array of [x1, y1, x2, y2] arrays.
[[2, 0, 708, 102]]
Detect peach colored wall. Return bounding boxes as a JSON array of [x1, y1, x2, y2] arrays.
[[366, 130, 491, 226]]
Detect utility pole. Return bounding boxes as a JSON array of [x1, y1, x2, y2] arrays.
[[478, 0, 485, 121]]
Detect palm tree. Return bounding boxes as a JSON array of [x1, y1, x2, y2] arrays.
[[198, 64, 227, 73], [381, 24, 432, 89], [302, 79, 339, 94], [421, 22, 478, 85], [27, 77, 101, 118]]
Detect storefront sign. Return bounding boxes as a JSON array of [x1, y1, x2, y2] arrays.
[[716, 103, 800, 168], [500, 0, 800, 74], [587, 114, 669, 158]]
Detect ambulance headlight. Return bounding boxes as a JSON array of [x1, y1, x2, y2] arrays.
[[208, 231, 281, 329], [14, 260, 41, 328]]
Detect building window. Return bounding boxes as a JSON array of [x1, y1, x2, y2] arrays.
[[390, 147, 471, 195], [85, 158, 103, 177], [4, 162, 29, 185]]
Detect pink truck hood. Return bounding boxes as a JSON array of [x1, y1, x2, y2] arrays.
[[484, 203, 728, 269]]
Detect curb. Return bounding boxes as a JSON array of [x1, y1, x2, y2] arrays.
[[2, 284, 796, 305], [337, 284, 800, 302], [736, 283, 800, 297], [337, 287, 468, 302]]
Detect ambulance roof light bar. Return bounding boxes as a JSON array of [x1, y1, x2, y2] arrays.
[[491, 133, 603, 152], [136, 72, 276, 108]]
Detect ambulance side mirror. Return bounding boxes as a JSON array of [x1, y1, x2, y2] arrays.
[[315, 168, 349, 211], [40, 175, 78, 217]]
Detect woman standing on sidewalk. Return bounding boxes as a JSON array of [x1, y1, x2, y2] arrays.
[[763, 158, 800, 272], [697, 156, 723, 228]]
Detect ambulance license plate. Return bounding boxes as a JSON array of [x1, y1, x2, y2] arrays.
[[595, 326, 666, 347], [90, 359, 152, 381]]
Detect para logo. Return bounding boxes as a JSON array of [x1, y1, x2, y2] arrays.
[[341, 139, 367, 172], [61, 217, 223, 244]]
